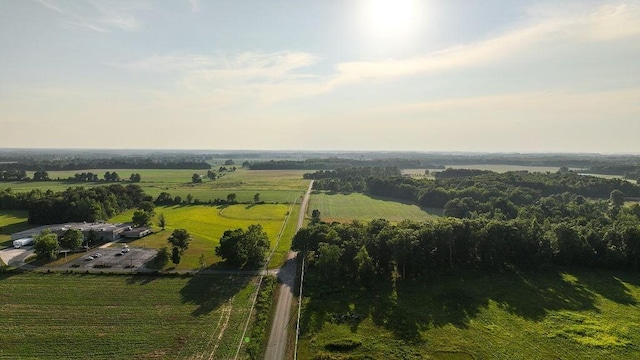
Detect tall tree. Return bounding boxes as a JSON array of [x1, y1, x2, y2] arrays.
[[132, 210, 152, 227], [215, 224, 270, 267], [59, 229, 83, 250], [171, 246, 181, 265], [167, 228, 191, 254], [157, 213, 166, 230], [227, 193, 237, 203], [311, 209, 321, 224], [34, 230, 59, 260], [610, 190, 625, 208], [253, 193, 260, 204]]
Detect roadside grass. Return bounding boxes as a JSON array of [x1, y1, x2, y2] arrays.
[[267, 204, 301, 269], [0, 272, 257, 360], [109, 204, 291, 270], [309, 192, 440, 223], [298, 267, 640, 360], [0, 210, 30, 247]]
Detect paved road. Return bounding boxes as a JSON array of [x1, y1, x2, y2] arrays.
[[264, 180, 313, 360]]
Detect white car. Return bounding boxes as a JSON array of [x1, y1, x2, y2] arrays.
[[121, 248, 130, 253]]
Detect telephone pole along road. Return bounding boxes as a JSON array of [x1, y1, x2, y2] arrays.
[[264, 180, 313, 360]]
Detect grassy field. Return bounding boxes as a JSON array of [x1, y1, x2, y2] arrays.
[[0, 210, 30, 247], [1, 169, 310, 204], [298, 268, 640, 360], [108, 204, 296, 270], [308, 192, 441, 223], [0, 272, 259, 359]]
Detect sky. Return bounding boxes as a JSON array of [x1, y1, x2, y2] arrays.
[[1, 0, 639, 153]]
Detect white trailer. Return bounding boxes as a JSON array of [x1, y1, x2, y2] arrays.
[[13, 238, 34, 249]]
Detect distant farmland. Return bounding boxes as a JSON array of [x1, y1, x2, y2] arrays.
[[308, 192, 440, 223]]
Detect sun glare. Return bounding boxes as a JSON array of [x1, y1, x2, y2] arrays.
[[363, 0, 418, 40]]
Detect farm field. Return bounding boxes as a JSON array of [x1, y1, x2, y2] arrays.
[[309, 192, 440, 223], [0, 272, 258, 360], [298, 268, 640, 360], [1, 169, 310, 204], [108, 203, 297, 270]]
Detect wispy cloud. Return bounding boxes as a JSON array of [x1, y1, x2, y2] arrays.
[[123, 51, 324, 106], [329, 1, 640, 87], [34, 0, 147, 32], [121, 1, 640, 109]]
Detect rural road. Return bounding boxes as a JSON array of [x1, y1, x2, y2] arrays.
[[264, 180, 313, 360]]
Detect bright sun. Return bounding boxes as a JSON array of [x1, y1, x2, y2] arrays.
[[363, 0, 418, 40]]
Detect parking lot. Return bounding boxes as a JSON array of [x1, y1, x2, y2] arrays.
[[64, 247, 157, 270], [0, 246, 34, 266]]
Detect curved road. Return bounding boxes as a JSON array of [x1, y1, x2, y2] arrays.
[[264, 180, 313, 360]]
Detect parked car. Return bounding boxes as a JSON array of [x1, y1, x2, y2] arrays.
[[84, 256, 94, 261], [121, 248, 130, 253]]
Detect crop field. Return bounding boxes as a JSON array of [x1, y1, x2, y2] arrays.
[[308, 192, 441, 223], [0, 272, 258, 360], [298, 268, 640, 360], [108, 203, 296, 270], [0, 210, 30, 246], [2, 169, 310, 204]]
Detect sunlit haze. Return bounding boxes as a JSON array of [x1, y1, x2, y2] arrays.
[[1, 0, 639, 152]]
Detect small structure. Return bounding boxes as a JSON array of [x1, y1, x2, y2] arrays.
[[122, 228, 152, 239], [11, 222, 131, 242], [13, 238, 34, 249]]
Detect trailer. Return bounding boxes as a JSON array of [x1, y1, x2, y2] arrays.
[[13, 238, 34, 249]]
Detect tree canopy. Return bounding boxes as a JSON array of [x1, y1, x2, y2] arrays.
[[215, 224, 270, 268]]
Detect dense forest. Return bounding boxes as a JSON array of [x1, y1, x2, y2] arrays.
[[293, 209, 640, 288], [246, 158, 439, 170], [0, 158, 210, 171], [309, 168, 640, 214], [0, 184, 151, 224], [298, 166, 640, 286]]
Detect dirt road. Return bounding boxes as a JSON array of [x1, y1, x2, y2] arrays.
[[264, 180, 313, 360]]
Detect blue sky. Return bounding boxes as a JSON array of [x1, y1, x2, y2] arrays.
[[1, 0, 639, 152]]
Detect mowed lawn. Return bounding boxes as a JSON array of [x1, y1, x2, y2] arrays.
[[309, 192, 440, 223], [3, 169, 311, 204], [298, 268, 640, 360], [0, 272, 257, 360], [0, 210, 30, 247], [109, 204, 294, 270]]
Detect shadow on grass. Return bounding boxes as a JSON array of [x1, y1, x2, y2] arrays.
[[299, 267, 635, 343], [180, 273, 252, 316]]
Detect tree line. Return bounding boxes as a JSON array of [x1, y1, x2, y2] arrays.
[[0, 158, 211, 172], [26, 184, 152, 224], [293, 208, 640, 287], [308, 168, 640, 212]]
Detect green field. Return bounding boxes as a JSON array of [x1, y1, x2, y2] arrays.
[[0, 210, 30, 247], [298, 268, 640, 359], [0, 272, 259, 359], [309, 192, 441, 223], [2, 169, 310, 204], [108, 203, 297, 270]]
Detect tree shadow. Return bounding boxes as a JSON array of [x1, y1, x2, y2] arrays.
[[571, 269, 637, 306], [125, 274, 159, 286], [300, 267, 611, 343], [180, 273, 252, 316]]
